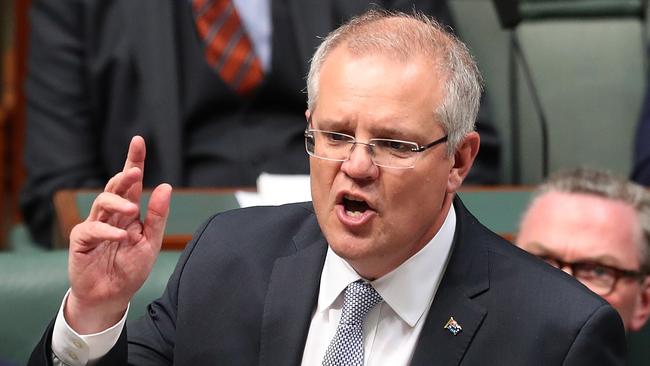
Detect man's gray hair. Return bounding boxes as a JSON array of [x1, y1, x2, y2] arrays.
[[306, 9, 483, 156], [533, 167, 650, 272]]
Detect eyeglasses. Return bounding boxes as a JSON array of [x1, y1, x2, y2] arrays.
[[537, 255, 647, 296], [304, 129, 448, 169]]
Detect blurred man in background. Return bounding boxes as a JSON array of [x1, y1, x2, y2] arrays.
[[517, 167, 650, 332]]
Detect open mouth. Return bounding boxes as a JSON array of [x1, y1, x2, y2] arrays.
[[342, 195, 371, 217]]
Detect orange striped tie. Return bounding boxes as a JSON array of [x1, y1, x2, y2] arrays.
[[192, 0, 264, 96]]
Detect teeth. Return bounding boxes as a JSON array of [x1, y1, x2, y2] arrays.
[[344, 194, 364, 202], [346, 210, 363, 217]]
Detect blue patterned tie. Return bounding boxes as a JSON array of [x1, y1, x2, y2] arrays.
[[322, 280, 383, 366]]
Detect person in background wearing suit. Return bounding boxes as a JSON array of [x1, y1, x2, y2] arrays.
[[29, 10, 623, 365], [20, 0, 501, 248], [517, 167, 650, 332]]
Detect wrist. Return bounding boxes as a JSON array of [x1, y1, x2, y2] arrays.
[[65, 291, 128, 334]]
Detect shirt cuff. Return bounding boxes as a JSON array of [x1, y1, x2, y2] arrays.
[[52, 289, 129, 365]]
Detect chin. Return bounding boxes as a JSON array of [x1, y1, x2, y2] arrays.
[[328, 234, 375, 261]]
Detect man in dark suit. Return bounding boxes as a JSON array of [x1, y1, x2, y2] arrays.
[[21, 0, 500, 248], [29, 10, 623, 365]]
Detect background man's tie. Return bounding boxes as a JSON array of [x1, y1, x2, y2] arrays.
[[322, 280, 383, 366], [192, 0, 264, 95]]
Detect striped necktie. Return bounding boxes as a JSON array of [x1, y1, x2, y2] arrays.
[[192, 0, 264, 95]]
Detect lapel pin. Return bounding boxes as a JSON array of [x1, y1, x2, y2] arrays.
[[444, 316, 462, 336]]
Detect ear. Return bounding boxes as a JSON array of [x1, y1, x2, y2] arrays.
[[305, 110, 311, 122], [447, 131, 480, 193], [629, 276, 650, 332]]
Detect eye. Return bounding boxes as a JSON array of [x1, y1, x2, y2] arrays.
[[590, 265, 612, 278], [374, 139, 414, 154], [576, 263, 614, 280], [327, 132, 349, 142]]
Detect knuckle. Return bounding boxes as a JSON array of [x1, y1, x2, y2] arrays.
[[70, 222, 91, 242]]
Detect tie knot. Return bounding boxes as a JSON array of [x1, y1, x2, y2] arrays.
[[340, 280, 383, 326]]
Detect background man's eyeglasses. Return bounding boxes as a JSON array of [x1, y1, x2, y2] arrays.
[[304, 129, 448, 169], [537, 255, 647, 296]]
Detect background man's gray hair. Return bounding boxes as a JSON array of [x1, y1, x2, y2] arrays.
[[306, 9, 483, 156], [533, 167, 650, 271]]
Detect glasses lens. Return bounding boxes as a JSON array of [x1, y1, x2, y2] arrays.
[[304, 130, 421, 168], [371, 139, 418, 168], [573, 263, 616, 295], [305, 130, 354, 161], [305, 131, 316, 155]]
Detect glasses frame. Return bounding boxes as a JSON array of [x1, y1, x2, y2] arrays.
[[537, 255, 647, 296], [304, 128, 448, 169]]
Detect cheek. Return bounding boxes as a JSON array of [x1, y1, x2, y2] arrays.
[[310, 161, 339, 208], [604, 287, 639, 317], [384, 175, 444, 223]]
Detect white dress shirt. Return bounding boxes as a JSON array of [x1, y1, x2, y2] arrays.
[[52, 205, 456, 365], [301, 205, 456, 365], [52, 290, 128, 366]]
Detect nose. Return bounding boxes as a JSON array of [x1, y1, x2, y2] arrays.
[[341, 142, 379, 180]]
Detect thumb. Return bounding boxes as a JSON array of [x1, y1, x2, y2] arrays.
[[143, 183, 173, 247]]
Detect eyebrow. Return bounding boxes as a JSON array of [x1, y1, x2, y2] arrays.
[[309, 114, 437, 145], [313, 119, 422, 140], [312, 118, 350, 131], [583, 254, 631, 268], [525, 242, 634, 268]]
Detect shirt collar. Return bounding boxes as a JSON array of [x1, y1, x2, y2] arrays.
[[317, 204, 457, 327]]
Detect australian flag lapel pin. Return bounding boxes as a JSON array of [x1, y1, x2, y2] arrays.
[[444, 316, 462, 336]]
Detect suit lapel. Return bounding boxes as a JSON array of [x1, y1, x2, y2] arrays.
[[410, 197, 490, 366], [259, 224, 328, 366]]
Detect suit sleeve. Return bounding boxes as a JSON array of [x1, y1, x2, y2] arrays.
[[561, 304, 626, 366], [121, 217, 218, 365], [21, 0, 107, 247], [27, 319, 56, 366]]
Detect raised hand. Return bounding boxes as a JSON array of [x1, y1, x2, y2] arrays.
[[65, 136, 172, 334]]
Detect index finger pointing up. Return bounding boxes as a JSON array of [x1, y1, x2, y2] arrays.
[[122, 136, 146, 203], [124, 136, 146, 173]]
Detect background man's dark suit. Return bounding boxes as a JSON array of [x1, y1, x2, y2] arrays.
[[29, 198, 625, 365], [20, 0, 500, 247]]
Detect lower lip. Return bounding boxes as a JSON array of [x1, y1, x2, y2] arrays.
[[335, 204, 376, 227]]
